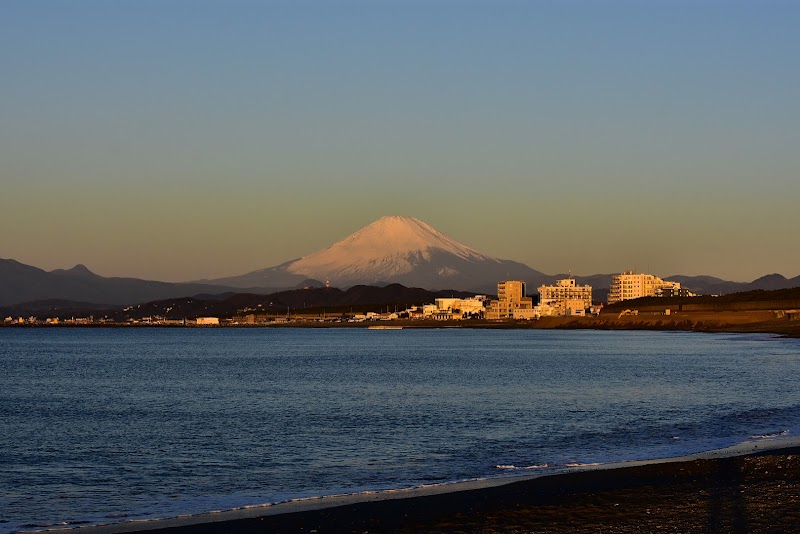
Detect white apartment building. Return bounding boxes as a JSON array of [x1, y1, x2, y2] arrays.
[[607, 271, 688, 305], [537, 278, 593, 316]]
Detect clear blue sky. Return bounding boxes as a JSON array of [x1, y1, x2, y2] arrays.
[[2, 0, 798, 282]]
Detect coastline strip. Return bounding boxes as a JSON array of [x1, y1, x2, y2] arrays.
[[49, 436, 800, 534]]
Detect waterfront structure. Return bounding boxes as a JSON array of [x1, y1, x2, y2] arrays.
[[485, 280, 536, 320], [422, 304, 438, 317], [607, 271, 692, 305], [537, 277, 593, 316], [418, 297, 487, 320], [430, 296, 486, 319], [195, 317, 220, 325]]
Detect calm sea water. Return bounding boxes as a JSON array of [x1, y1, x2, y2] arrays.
[[1, 328, 799, 532]]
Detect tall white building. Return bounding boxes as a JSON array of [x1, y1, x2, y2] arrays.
[[607, 271, 688, 305]]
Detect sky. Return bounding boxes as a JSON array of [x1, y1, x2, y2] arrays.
[[2, 0, 798, 282]]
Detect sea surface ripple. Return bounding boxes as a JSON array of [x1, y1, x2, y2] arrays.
[[1, 328, 799, 532]]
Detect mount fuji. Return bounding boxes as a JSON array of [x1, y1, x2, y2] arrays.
[[202, 215, 549, 293]]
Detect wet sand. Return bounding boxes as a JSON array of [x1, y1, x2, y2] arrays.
[[68, 440, 800, 534]]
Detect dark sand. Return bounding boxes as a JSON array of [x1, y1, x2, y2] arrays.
[[533, 311, 800, 338], [72, 443, 800, 534]]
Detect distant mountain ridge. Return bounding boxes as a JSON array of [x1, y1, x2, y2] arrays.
[[202, 215, 800, 296], [1, 256, 797, 310], [2, 215, 799, 307], [661, 273, 800, 296], [0, 259, 277, 307], [200, 215, 549, 293], [8, 282, 800, 322]]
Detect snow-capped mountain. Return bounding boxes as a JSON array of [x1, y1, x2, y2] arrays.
[[203, 215, 549, 292]]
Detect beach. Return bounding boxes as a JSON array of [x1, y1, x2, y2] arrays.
[[67, 439, 800, 534]]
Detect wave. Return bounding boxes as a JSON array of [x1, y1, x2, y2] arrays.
[[494, 463, 549, 470], [20, 520, 91, 528], [750, 429, 790, 439]]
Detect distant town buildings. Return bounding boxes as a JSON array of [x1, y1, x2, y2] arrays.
[[5, 269, 704, 328], [537, 277, 593, 316], [431, 296, 486, 319], [607, 271, 694, 305], [485, 280, 537, 320], [403, 297, 487, 320]]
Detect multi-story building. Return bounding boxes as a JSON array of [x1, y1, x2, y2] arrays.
[[655, 285, 696, 298], [537, 278, 593, 316], [485, 280, 536, 320], [607, 271, 691, 304]]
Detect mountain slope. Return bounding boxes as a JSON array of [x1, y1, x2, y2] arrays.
[[287, 215, 496, 279], [0, 259, 273, 307], [203, 215, 549, 292]]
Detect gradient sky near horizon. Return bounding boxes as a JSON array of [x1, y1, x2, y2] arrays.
[[2, 0, 798, 283]]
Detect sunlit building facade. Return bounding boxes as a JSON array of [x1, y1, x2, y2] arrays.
[[485, 280, 536, 320], [607, 271, 690, 305], [537, 277, 593, 316]]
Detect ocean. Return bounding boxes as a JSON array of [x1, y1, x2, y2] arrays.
[[1, 327, 799, 532]]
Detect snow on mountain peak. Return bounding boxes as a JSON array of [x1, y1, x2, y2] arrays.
[[285, 215, 496, 282]]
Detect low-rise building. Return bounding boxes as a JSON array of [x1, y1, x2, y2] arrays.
[[431, 296, 486, 319], [655, 284, 696, 298], [235, 314, 256, 325], [196, 317, 220, 326]]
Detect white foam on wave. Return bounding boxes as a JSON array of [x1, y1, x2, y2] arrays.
[[494, 463, 549, 470], [750, 429, 790, 439], [47, 435, 800, 534]]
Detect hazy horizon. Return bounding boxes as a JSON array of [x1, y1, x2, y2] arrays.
[[3, 1, 798, 283], [3, 212, 796, 285]]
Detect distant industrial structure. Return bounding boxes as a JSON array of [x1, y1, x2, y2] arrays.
[[607, 271, 694, 305]]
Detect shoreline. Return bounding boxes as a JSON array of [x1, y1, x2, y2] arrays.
[[45, 436, 800, 534], [5, 320, 799, 338], [4, 308, 800, 338]]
